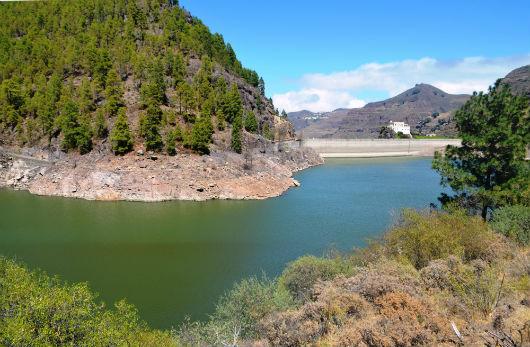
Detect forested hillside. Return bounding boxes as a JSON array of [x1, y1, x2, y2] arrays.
[[0, 0, 290, 155]]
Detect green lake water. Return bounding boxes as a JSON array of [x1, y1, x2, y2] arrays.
[[0, 157, 445, 329]]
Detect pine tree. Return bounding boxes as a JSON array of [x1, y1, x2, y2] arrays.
[[0, 78, 23, 127], [193, 55, 213, 109], [140, 104, 163, 151], [231, 113, 242, 153], [94, 48, 112, 88], [141, 59, 167, 106], [77, 78, 95, 115], [191, 115, 213, 155], [77, 115, 93, 154], [215, 77, 228, 130], [104, 69, 124, 118], [256, 95, 262, 114], [60, 100, 81, 151], [60, 100, 92, 153], [263, 123, 272, 140], [202, 90, 217, 117], [110, 108, 133, 155], [165, 127, 177, 156], [175, 81, 196, 114], [258, 77, 265, 95], [222, 83, 242, 123], [94, 108, 108, 139], [173, 51, 186, 87], [432, 80, 530, 219], [244, 111, 258, 134]]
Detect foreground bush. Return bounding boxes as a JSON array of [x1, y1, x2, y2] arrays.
[[260, 271, 451, 347], [490, 205, 530, 245], [258, 209, 529, 347], [0, 256, 176, 347], [382, 208, 500, 269], [176, 275, 296, 346], [209, 275, 295, 341], [278, 255, 358, 302]]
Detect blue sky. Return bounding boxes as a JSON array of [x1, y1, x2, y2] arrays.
[[180, 0, 530, 112]]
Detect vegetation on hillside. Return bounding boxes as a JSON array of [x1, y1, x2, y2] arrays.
[[0, 0, 274, 156]]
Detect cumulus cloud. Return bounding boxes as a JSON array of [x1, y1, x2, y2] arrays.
[[273, 55, 529, 112]]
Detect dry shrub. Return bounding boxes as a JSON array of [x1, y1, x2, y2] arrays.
[[368, 258, 419, 281], [504, 248, 530, 279], [420, 256, 504, 317], [329, 293, 451, 347], [420, 258, 453, 290], [490, 304, 530, 346], [258, 310, 320, 346], [372, 293, 449, 346], [325, 319, 365, 347], [259, 281, 371, 346], [330, 269, 421, 303], [309, 282, 369, 318], [259, 267, 450, 347]]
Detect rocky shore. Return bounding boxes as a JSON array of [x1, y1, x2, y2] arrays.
[[0, 139, 323, 202]]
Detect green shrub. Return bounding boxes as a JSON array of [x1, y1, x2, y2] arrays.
[[383, 208, 496, 269], [208, 274, 295, 341], [448, 260, 502, 317], [0, 256, 176, 347], [279, 255, 358, 301], [490, 205, 530, 245]]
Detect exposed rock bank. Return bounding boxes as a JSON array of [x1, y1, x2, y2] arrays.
[[0, 140, 323, 202]]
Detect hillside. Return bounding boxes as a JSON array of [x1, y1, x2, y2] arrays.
[[296, 84, 469, 138], [501, 64, 530, 98], [0, 0, 322, 201]]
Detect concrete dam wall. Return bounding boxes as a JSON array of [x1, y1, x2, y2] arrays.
[[301, 138, 462, 158]]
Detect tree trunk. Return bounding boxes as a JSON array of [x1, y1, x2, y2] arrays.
[[481, 204, 488, 220]]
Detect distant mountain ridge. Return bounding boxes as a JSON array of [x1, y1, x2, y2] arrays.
[[290, 65, 530, 139], [294, 83, 469, 138]]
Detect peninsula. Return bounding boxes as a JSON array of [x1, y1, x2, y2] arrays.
[[0, 1, 323, 201]]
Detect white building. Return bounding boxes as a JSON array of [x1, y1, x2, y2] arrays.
[[389, 121, 410, 135]]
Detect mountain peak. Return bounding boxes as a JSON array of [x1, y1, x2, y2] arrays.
[[364, 83, 467, 110]]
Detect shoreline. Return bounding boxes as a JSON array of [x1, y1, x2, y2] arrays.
[[0, 145, 323, 202]]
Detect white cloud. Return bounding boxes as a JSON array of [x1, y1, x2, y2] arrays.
[[273, 55, 529, 112], [273, 89, 366, 113]]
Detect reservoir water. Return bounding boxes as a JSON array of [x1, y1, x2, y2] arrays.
[[0, 157, 444, 329]]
